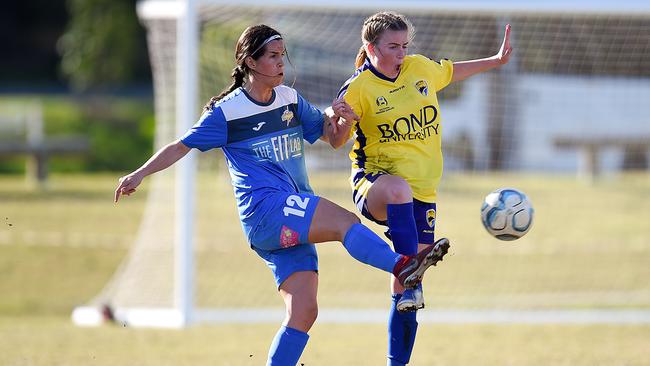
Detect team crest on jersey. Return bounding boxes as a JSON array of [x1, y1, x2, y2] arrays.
[[280, 225, 299, 248], [426, 209, 436, 228], [281, 109, 294, 126], [415, 80, 429, 96]]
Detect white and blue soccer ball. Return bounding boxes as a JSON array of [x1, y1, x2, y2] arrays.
[[480, 188, 534, 241]]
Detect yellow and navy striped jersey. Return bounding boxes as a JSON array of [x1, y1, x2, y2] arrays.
[[338, 54, 453, 202]]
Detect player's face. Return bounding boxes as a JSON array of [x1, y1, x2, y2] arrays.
[[372, 29, 409, 78], [252, 39, 286, 87]]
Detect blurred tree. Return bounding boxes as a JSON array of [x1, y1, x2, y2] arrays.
[[0, 1, 68, 86], [58, 0, 150, 90]]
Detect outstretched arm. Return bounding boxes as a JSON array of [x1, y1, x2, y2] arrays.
[[451, 24, 513, 83], [114, 140, 191, 202], [321, 98, 359, 149]]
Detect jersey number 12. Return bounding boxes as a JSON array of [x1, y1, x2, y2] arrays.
[[283, 195, 310, 218]]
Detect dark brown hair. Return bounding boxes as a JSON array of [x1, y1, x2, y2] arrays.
[[203, 24, 282, 111], [355, 12, 414, 68]]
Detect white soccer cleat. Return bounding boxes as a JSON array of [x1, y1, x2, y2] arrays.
[[397, 284, 424, 312]]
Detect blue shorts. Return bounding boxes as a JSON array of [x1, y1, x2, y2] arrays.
[[253, 244, 318, 288], [249, 192, 321, 287], [351, 169, 437, 244]]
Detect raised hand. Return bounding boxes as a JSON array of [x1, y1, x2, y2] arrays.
[[497, 24, 513, 65]]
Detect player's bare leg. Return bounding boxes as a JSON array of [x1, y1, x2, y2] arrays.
[[267, 271, 316, 365], [279, 271, 319, 333], [307, 197, 360, 243]]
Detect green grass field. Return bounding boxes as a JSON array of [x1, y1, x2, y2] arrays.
[[1, 171, 649, 365]]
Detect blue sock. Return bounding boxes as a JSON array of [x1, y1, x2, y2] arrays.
[[387, 294, 418, 365], [387, 202, 418, 255], [266, 326, 309, 366], [343, 223, 401, 273], [402, 282, 422, 297]]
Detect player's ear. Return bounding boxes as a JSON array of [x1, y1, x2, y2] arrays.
[[366, 43, 376, 58], [245, 56, 256, 70]]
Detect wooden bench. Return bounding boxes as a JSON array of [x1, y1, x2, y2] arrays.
[[554, 136, 649, 179], [0, 102, 89, 185], [0, 136, 90, 183]]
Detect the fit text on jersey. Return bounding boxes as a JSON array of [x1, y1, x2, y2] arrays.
[[253, 133, 302, 161], [377, 105, 439, 142]]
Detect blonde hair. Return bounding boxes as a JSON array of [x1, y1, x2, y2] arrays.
[[355, 11, 415, 68]]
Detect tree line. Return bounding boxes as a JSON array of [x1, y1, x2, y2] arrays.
[[1, 0, 150, 91]]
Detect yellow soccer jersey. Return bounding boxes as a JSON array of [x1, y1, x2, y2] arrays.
[[338, 54, 454, 202]]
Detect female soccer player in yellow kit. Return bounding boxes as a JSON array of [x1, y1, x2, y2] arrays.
[[337, 12, 512, 366], [116, 24, 450, 366]]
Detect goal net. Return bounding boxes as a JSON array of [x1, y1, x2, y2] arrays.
[[73, 0, 650, 327]]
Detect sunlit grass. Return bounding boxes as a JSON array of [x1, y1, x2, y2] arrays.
[[0, 317, 648, 366], [1, 171, 649, 365]]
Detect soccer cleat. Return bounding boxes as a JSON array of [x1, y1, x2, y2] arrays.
[[397, 283, 424, 312], [392, 238, 450, 289]]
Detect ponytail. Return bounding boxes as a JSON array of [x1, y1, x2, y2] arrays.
[[203, 24, 282, 111], [355, 46, 367, 68], [203, 66, 246, 111]]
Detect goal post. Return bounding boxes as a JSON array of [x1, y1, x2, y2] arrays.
[[73, 0, 199, 328], [72, 0, 650, 328], [173, 0, 198, 329]]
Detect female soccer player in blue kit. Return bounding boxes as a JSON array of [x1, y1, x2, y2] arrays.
[[337, 12, 513, 366], [114, 24, 449, 366]]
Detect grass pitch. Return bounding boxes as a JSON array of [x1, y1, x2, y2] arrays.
[[1, 171, 648, 365]]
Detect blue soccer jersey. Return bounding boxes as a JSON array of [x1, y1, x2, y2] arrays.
[[180, 85, 324, 242]]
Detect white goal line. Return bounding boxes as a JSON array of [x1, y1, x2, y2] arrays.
[[196, 308, 650, 325], [73, 306, 650, 328]]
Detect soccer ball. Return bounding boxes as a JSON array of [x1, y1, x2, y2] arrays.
[[480, 188, 534, 241]]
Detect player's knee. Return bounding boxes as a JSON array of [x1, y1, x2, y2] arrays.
[[304, 301, 318, 324], [288, 298, 318, 328], [345, 210, 362, 226], [382, 177, 412, 203], [338, 210, 361, 236]]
